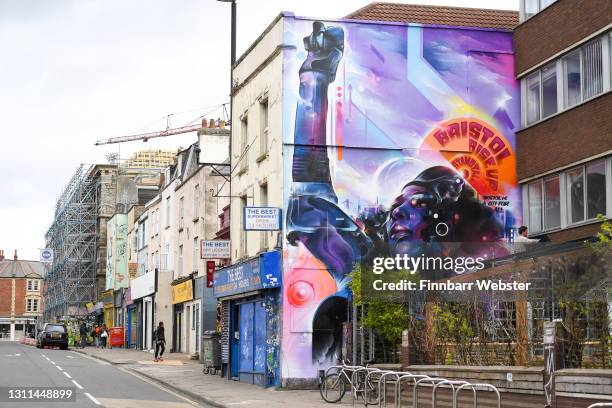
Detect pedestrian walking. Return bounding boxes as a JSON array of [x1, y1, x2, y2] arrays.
[[153, 322, 165, 362], [94, 325, 100, 347], [100, 324, 108, 348], [79, 321, 87, 348]]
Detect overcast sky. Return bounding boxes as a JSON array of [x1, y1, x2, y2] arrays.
[[0, 0, 518, 261]]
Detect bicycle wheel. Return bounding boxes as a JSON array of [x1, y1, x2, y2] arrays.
[[363, 377, 380, 406], [320, 373, 346, 403]]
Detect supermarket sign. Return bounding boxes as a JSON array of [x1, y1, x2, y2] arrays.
[[201, 240, 231, 259], [243, 207, 282, 231]]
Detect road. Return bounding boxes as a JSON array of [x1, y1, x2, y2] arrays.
[[0, 342, 208, 408]]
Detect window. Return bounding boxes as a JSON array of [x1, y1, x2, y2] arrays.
[[528, 181, 543, 233], [566, 167, 585, 224], [526, 72, 540, 125], [27, 280, 40, 292], [166, 197, 171, 227], [260, 184, 268, 250], [543, 176, 561, 230], [194, 184, 200, 220], [541, 63, 557, 118], [521, 0, 557, 21], [179, 196, 185, 230], [586, 161, 607, 219], [193, 237, 199, 273], [522, 32, 610, 126], [525, 157, 610, 233], [240, 116, 248, 171], [26, 299, 39, 312], [260, 99, 269, 157], [240, 196, 248, 256], [161, 244, 169, 271], [582, 38, 603, 100], [563, 50, 581, 107], [178, 245, 184, 276]]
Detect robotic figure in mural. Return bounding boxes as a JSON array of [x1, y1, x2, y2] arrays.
[[287, 22, 504, 364]]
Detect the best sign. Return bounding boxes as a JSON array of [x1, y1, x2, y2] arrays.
[[243, 207, 282, 231], [201, 240, 231, 259]]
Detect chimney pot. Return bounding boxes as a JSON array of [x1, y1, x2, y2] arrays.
[[14, 250, 18, 261], [0, 249, 4, 261]]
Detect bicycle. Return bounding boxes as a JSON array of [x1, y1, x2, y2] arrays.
[[320, 360, 378, 404]]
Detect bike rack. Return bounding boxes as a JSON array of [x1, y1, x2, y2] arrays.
[[351, 367, 381, 407], [364, 369, 393, 407], [393, 374, 430, 408], [587, 404, 612, 408], [432, 380, 473, 408], [452, 383, 500, 408], [412, 377, 449, 408], [377, 371, 406, 408]]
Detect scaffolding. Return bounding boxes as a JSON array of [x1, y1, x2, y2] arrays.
[[43, 164, 98, 321]]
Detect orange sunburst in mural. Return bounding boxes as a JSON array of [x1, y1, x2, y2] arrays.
[[421, 117, 517, 195]]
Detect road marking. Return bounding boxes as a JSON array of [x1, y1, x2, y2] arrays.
[[63, 371, 72, 379], [41, 354, 46, 357], [4, 353, 21, 357], [84, 393, 101, 405], [72, 380, 83, 390], [66, 355, 76, 359], [50, 361, 56, 365], [56, 365, 63, 371]]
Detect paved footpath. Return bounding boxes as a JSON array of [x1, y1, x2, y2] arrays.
[[72, 346, 344, 408], [72, 346, 610, 408]]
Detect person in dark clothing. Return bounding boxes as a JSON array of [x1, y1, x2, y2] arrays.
[[79, 322, 88, 348], [153, 322, 165, 362]]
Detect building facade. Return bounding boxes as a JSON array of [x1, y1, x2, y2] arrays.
[[0, 251, 44, 340], [228, 8, 521, 386], [514, 0, 612, 241]]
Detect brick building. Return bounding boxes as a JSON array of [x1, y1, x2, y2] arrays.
[[0, 250, 44, 340], [514, 0, 612, 241]]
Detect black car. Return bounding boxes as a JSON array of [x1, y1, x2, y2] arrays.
[[37, 323, 68, 350]]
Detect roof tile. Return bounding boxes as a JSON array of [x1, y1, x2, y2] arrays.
[[346, 2, 519, 30]]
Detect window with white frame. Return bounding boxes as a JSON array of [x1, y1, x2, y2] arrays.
[[178, 245, 184, 276], [194, 184, 200, 220], [161, 243, 169, 271], [165, 197, 171, 227], [523, 33, 610, 127], [521, 0, 557, 21], [27, 280, 40, 292], [26, 299, 39, 312], [193, 237, 199, 273], [524, 157, 610, 234], [260, 99, 269, 157], [179, 196, 184, 230], [240, 116, 248, 171]]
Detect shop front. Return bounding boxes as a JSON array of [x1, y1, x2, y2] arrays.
[[214, 250, 282, 388], [125, 288, 137, 348], [171, 277, 194, 353], [101, 289, 114, 329], [131, 270, 156, 350]]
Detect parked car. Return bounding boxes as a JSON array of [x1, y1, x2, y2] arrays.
[[37, 323, 68, 350]]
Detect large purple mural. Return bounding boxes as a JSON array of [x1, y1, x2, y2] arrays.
[[280, 17, 520, 381]]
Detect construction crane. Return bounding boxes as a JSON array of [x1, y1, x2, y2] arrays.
[[95, 105, 230, 146], [94, 123, 203, 146]]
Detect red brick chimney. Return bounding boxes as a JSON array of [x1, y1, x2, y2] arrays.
[[0, 250, 4, 261], [13, 250, 18, 261]]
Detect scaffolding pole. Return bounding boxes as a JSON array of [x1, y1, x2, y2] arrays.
[[43, 164, 98, 322]]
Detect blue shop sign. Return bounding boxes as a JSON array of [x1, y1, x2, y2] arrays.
[[213, 251, 281, 298]]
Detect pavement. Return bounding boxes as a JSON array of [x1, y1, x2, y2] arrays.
[[0, 341, 205, 408], [70, 346, 345, 408]]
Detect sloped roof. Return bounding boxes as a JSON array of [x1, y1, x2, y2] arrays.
[[345, 2, 519, 30], [0, 259, 45, 279]]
